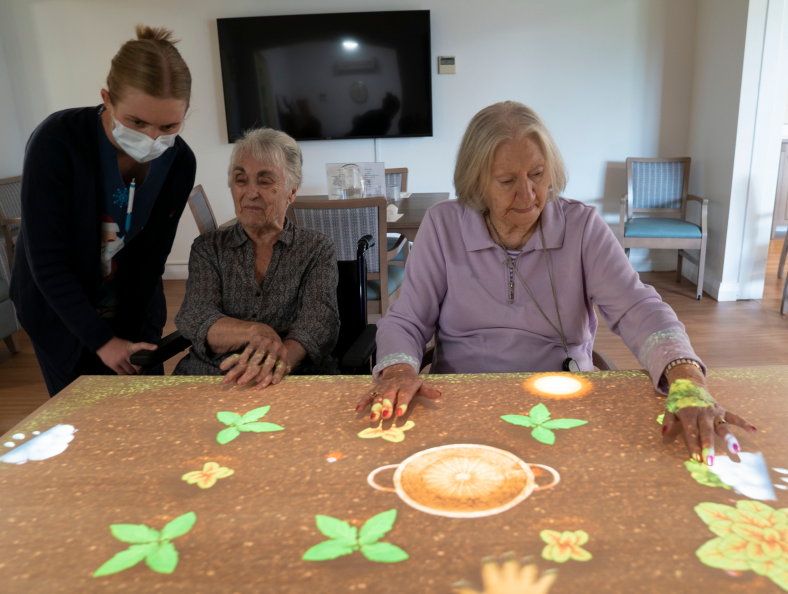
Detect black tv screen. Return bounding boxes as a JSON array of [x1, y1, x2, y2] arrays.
[[217, 10, 433, 142]]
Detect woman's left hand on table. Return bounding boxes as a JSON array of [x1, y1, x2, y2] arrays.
[[661, 364, 757, 465]]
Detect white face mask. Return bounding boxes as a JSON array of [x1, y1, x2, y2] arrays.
[[111, 116, 178, 163]]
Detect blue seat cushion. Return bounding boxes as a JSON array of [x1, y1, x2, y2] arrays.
[[624, 217, 701, 239], [0, 279, 8, 302], [387, 233, 407, 261], [367, 265, 406, 301]]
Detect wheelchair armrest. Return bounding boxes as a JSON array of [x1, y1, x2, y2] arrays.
[[130, 330, 192, 368], [341, 324, 377, 369]]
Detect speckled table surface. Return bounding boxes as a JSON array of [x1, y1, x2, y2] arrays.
[[0, 368, 786, 593]]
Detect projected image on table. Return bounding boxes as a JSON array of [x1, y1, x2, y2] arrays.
[[358, 420, 415, 443], [367, 444, 560, 518], [215, 405, 283, 444], [302, 509, 408, 563], [685, 452, 778, 501], [93, 512, 196, 577], [522, 374, 592, 399], [694, 500, 788, 591], [0, 425, 77, 465], [501, 403, 588, 445], [451, 553, 558, 594]]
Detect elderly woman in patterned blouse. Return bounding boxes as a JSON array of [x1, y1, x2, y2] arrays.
[[357, 101, 757, 466], [174, 128, 340, 387]]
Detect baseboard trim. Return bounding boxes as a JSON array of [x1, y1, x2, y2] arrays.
[[680, 260, 738, 301], [163, 263, 188, 280]]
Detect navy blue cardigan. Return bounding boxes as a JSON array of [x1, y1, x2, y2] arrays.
[[10, 107, 196, 369]]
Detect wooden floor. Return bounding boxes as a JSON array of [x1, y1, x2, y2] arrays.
[[1, 240, 787, 436]]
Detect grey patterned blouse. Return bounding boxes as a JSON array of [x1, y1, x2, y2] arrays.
[[173, 220, 340, 376]]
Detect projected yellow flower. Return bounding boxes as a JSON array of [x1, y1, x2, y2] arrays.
[[182, 461, 235, 489], [358, 420, 415, 443], [523, 374, 591, 400]]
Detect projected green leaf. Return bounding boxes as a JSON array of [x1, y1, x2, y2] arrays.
[[216, 406, 283, 443], [303, 509, 408, 563], [93, 512, 196, 577], [502, 403, 587, 445]]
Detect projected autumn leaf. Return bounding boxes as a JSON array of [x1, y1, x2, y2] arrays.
[[694, 500, 788, 591], [540, 530, 592, 563], [684, 459, 731, 490]]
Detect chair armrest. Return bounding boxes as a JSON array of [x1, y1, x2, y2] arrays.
[[1, 218, 21, 225], [686, 195, 708, 232], [420, 346, 435, 371], [341, 324, 377, 369], [592, 349, 618, 371], [130, 330, 191, 368], [386, 234, 407, 261], [619, 195, 628, 242]]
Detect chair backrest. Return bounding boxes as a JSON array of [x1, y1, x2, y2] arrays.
[[627, 158, 690, 215], [333, 237, 371, 362], [289, 197, 387, 274], [0, 176, 22, 270], [385, 167, 408, 192], [187, 185, 218, 234]]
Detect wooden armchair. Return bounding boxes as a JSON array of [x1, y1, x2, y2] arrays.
[[619, 158, 708, 300]]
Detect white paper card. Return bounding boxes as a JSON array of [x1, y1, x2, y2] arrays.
[[326, 162, 386, 200], [387, 204, 403, 222]]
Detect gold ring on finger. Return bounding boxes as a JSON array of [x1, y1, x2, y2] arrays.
[[370, 391, 379, 398], [715, 418, 728, 427]]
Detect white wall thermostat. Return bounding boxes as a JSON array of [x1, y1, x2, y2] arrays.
[[438, 56, 456, 74]]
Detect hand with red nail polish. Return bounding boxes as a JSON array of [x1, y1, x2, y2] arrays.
[[661, 364, 757, 464], [354, 364, 442, 421]]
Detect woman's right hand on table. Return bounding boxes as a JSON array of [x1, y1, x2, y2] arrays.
[[97, 337, 158, 375], [355, 363, 442, 421]]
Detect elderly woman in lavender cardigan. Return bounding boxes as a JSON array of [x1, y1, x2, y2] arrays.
[[356, 101, 756, 466]]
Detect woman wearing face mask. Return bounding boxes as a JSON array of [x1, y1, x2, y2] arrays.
[[10, 26, 196, 396]]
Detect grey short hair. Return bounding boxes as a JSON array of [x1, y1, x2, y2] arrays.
[[454, 101, 567, 212], [227, 127, 303, 190]]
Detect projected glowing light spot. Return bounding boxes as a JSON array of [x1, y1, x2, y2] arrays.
[[533, 376, 583, 396], [523, 373, 591, 399], [12, 433, 24, 440], [342, 40, 359, 50]]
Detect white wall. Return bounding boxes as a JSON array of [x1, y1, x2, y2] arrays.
[[685, 0, 788, 301], [684, 0, 750, 300], [0, 31, 25, 178], [0, 0, 702, 277]]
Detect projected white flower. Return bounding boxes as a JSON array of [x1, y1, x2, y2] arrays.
[[0, 425, 77, 465]]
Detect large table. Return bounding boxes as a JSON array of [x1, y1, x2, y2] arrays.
[[1, 368, 786, 593], [220, 192, 450, 242]]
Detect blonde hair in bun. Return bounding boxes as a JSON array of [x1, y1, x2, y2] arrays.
[[106, 25, 192, 105]]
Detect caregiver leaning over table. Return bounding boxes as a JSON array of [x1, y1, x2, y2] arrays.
[[10, 26, 196, 396], [357, 101, 756, 465]]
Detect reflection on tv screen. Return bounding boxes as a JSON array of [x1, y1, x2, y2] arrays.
[[217, 10, 433, 142]]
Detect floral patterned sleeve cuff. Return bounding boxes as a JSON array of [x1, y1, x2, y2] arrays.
[[372, 353, 421, 379], [636, 327, 706, 395]]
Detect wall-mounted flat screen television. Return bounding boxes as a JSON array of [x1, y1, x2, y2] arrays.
[[217, 10, 433, 142]]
